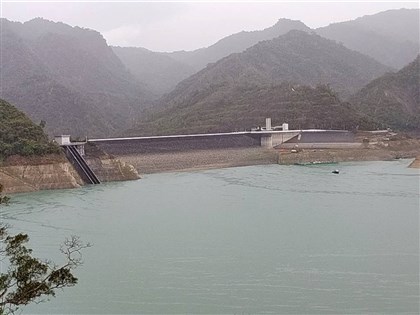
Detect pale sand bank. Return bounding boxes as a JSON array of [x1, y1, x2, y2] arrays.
[[115, 144, 420, 175]]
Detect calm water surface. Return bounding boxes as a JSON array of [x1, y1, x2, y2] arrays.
[[1, 161, 419, 314]]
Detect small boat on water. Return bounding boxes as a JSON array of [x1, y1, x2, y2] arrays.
[[332, 170, 340, 174]]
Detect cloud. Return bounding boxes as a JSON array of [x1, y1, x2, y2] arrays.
[[2, 1, 418, 52]]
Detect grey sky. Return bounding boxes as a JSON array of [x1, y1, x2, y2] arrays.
[[1, 1, 418, 52]]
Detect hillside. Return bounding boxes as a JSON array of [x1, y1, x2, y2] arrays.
[[126, 83, 376, 136], [0, 18, 153, 137], [114, 19, 310, 97], [112, 46, 196, 96], [0, 99, 59, 160], [115, 10, 419, 97], [317, 9, 419, 69], [158, 30, 389, 109], [351, 56, 420, 130], [166, 19, 311, 71], [125, 30, 391, 136], [114, 10, 417, 97]]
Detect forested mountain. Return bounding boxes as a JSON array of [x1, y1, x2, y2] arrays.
[[316, 9, 419, 69], [114, 19, 310, 96], [350, 56, 420, 130], [160, 30, 389, 104], [0, 18, 152, 137], [165, 19, 311, 71], [114, 10, 418, 97], [1, 10, 417, 139], [112, 46, 196, 96], [0, 99, 59, 160], [126, 30, 392, 136], [126, 84, 376, 136]]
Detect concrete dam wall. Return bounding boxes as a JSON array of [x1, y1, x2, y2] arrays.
[[90, 133, 261, 156], [87, 130, 355, 174], [89, 133, 276, 174], [283, 131, 355, 143]]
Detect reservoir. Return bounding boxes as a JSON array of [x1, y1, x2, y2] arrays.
[[1, 161, 419, 314]]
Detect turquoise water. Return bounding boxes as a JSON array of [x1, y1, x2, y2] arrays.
[[1, 160, 419, 314]]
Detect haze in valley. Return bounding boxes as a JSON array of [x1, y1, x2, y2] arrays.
[[2, 1, 418, 51]]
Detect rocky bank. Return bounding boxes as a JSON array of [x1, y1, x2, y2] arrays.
[[0, 149, 140, 194], [0, 155, 84, 194]]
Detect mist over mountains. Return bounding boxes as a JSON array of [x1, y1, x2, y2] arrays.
[[0, 9, 418, 137], [129, 54, 419, 136], [317, 8, 419, 69], [112, 46, 196, 96], [351, 56, 420, 130], [0, 18, 151, 137], [161, 30, 389, 101], [112, 18, 310, 96], [126, 83, 376, 137], [115, 9, 418, 97], [164, 18, 311, 71]]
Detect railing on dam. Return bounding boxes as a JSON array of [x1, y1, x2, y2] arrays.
[[90, 130, 305, 142], [88, 129, 353, 155]]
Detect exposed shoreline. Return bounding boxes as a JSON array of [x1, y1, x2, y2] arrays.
[[117, 143, 420, 175], [2, 141, 419, 194], [0, 153, 139, 194], [278, 148, 420, 167], [117, 147, 279, 174]]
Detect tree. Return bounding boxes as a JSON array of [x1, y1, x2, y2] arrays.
[[0, 224, 90, 314]]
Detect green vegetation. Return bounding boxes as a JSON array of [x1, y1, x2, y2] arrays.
[[128, 45, 418, 137], [127, 83, 378, 136], [0, 99, 89, 313], [0, 99, 59, 161], [351, 56, 420, 130], [126, 30, 392, 136], [316, 9, 419, 69], [0, 224, 90, 314], [1, 18, 151, 137]]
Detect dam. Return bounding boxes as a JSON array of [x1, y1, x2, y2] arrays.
[[56, 118, 355, 175], [84, 128, 353, 174], [87, 130, 303, 154]]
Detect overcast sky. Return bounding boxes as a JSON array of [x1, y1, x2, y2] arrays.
[[1, 1, 418, 52]]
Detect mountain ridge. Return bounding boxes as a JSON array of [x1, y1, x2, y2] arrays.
[[0, 18, 153, 137], [350, 56, 420, 130], [114, 18, 311, 96], [116, 9, 418, 97], [126, 30, 392, 136], [159, 30, 390, 105], [316, 8, 419, 68], [165, 18, 311, 70]]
